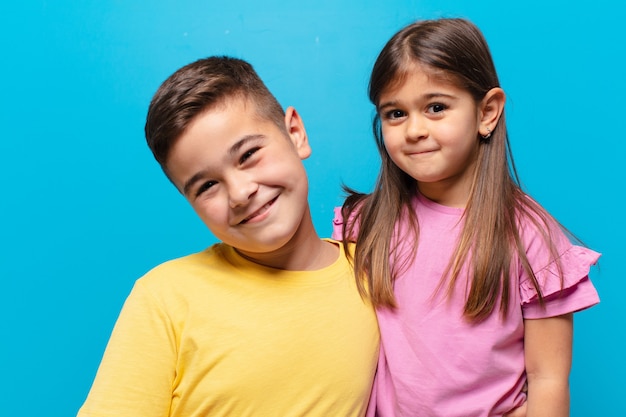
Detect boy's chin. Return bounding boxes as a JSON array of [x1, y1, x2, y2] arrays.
[[231, 237, 295, 258]]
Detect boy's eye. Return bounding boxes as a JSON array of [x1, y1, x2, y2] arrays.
[[239, 147, 260, 164], [195, 180, 217, 197]]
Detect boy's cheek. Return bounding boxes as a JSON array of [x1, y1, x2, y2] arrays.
[[192, 203, 223, 226]]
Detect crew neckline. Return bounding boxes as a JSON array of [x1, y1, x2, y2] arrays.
[[415, 192, 465, 215]]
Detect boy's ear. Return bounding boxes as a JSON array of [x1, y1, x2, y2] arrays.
[[479, 87, 505, 137], [284, 106, 311, 160]]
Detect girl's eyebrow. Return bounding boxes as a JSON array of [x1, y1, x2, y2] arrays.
[[377, 100, 399, 111], [378, 92, 456, 110], [181, 134, 265, 196]]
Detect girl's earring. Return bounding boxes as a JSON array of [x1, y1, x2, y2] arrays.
[[481, 127, 492, 140]]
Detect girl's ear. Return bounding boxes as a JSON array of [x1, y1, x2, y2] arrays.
[[479, 88, 505, 137], [284, 106, 312, 160]]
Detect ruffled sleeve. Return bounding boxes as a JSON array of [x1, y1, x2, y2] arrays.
[[521, 245, 600, 319], [331, 206, 343, 240]]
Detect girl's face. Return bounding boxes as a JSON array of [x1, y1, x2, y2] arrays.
[[378, 64, 483, 208]]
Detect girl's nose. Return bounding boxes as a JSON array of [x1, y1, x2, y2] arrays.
[[406, 115, 428, 141]]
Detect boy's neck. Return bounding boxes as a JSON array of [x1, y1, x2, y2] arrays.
[[236, 239, 338, 271], [234, 219, 339, 271]]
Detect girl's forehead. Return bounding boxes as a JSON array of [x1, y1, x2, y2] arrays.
[[383, 62, 459, 94]]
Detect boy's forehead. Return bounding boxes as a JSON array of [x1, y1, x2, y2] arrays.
[[167, 96, 282, 167]]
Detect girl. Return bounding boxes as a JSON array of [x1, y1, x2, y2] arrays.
[[333, 18, 599, 417]]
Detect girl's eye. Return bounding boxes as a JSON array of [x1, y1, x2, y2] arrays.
[[384, 109, 406, 120], [196, 180, 217, 197], [239, 147, 260, 164], [428, 103, 447, 113]]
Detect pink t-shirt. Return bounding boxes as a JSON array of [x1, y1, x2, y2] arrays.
[[332, 193, 600, 417]]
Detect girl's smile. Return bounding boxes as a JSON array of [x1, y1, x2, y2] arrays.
[[378, 64, 483, 207]]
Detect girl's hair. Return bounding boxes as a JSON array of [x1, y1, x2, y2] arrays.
[[343, 18, 564, 321]]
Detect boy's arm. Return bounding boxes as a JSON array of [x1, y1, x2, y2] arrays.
[[77, 282, 176, 417], [523, 313, 573, 417]]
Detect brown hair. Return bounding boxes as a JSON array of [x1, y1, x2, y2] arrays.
[[343, 18, 564, 321], [145, 56, 286, 172]]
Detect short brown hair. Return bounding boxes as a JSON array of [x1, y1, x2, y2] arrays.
[[145, 56, 286, 170]]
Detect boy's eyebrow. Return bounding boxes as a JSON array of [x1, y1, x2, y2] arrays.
[[228, 134, 265, 158], [181, 134, 265, 196]]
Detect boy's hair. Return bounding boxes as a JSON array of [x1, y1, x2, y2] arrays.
[[145, 56, 286, 171], [343, 18, 563, 321]]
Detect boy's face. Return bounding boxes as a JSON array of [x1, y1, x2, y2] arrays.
[[166, 97, 313, 261]]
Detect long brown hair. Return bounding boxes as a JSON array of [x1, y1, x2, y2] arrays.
[[343, 18, 564, 321]]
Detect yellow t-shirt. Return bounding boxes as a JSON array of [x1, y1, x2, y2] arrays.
[[78, 241, 379, 417]]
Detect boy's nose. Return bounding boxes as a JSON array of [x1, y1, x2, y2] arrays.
[[228, 176, 258, 208]]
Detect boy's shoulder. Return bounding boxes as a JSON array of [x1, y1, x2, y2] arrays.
[[137, 239, 353, 290], [336, 239, 355, 258], [137, 243, 230, 285]]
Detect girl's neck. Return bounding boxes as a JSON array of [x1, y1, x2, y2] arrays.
[[417, 180, 470, 209]]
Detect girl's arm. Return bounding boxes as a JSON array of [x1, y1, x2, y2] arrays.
[[524, 313, 573, 417]]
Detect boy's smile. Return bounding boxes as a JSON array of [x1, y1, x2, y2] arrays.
[[165, 96, 316, 266], [238, 196, 278, 225]]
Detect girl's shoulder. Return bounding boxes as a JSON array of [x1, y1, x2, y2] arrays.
[[515, 194, 566, 243], [331, 206, 345, 240], [514, 195, 601, 312], [332, 193, 375, 241]]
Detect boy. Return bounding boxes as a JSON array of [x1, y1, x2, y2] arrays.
[[77, 56, 379, 417]]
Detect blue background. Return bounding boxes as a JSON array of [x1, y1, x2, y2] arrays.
[[1, 1, 622, 416]]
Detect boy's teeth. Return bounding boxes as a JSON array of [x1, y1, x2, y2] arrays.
[[244, 202, 270, 222]]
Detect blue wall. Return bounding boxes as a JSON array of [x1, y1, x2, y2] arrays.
[[1, 1, 622, 415]]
